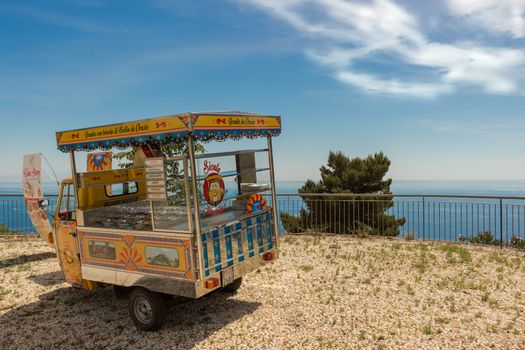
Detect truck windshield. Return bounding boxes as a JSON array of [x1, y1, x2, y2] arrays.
[[58, 183, 76, 221]]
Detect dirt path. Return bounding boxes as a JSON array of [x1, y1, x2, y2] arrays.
[[0, 235, 524, 349]]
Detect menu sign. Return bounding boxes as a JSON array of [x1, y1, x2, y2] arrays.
[[23, 153, 43, 200], [145, 158, 167, 200]]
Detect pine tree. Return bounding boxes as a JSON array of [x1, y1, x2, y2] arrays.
[[281, 151, 405, 236]]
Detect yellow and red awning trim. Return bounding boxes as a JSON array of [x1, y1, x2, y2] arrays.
[[192, 114, 281, 142], [56, 112, 281, 152]]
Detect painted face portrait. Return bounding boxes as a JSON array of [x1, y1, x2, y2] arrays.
[[203, 173, 225, 206]]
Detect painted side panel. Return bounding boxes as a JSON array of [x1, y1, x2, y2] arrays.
[[201, 210, 275, 277], [78, 230, 194, 280]]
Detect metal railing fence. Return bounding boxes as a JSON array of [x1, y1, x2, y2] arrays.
[[270, 193, 525, 248], [0, 194, 57, 234], [2, 193, 525, 248]]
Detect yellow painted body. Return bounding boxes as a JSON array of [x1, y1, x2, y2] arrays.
[[77, 168, 147, 210], [53, 168, 192, 290], [54, 220, 83, 287]]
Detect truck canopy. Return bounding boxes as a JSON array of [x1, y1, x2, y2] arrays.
[[55, 111, 281, 152]]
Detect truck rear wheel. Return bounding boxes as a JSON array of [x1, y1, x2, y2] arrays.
[[128, 287, 166, 331], [223, 277, 243, 293]]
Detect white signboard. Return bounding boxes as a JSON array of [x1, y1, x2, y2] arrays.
[[145, 157, 168, 201], [22, 153, 43, 200], [22, 153, 54, 248]]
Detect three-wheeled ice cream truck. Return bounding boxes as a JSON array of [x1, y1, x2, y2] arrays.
[[47, 111, 280, 330]]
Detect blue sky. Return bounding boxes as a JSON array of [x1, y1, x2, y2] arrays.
[[1, 0, 525, 183]]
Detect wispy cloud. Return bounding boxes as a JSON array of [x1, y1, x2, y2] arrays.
[[237, 0, 525, 98], [446, 0, 525, 38]]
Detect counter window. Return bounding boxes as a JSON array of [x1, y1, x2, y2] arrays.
[[151, 159, 191, 232], [195, 149, 271, 230], [81, 158, 192, 234]]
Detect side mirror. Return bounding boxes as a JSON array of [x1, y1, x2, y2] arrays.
[[38, 199, 49, 208]]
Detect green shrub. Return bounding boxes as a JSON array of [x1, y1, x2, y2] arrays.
[[0, 224, 12, 235], [469, 231, 500, 246], [510, 236, 525, 250], [280, 212, 306, 233]]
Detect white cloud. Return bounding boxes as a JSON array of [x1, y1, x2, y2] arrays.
[[336, 70, 453, 98], [238, 0, 525, 97], [446, 0, 525, 38]]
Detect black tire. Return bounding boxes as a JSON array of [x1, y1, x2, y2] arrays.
[[128, 287, 166, 331], [223, 277, 243, 293]]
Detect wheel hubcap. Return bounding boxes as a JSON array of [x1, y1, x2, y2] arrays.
[[134, 296, 153, 324]]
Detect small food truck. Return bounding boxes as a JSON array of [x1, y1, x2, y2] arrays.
[[44, 112, 281, 330]]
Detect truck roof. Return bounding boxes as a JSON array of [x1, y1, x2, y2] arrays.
[[55, 111, 281, 153]]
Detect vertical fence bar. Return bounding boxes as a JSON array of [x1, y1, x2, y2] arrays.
[[411, 201, 415, 236], [396, 200, 399, 235], [352, 198, 355, 233], [381, 198, 384, 234], [506, 204, 509, 244], [343, 200, 346, 234], [499, 198, 503, 248], [338, 200, 341, 233], [454, 202, 461, 241], [513, 205, 521, 238], [449, 202, 453, 241], [417, 200, 420, 238], [470, 203, 473, 241], [460, 203, 463, 241], [476, 203, 479, 239], [402, 201, 405, 238]]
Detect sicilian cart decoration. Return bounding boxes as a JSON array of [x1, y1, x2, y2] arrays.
[[22, 153, 54, 247], [87, 152, 112, 172], [27, 111, 281, 331], [202, 161, 226, 206]]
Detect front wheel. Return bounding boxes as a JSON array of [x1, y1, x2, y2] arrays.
[[128, 287, 166, 331], [223, 277, 243, 293]]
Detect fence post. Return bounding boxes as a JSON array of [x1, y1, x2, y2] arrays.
[[499, 198, 503, 248], [422, 196, 425, 240]]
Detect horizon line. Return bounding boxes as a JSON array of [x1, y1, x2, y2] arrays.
[[3, 178, 525, 184]]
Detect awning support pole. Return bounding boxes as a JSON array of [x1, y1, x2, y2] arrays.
[[188, 137, 207, 283], [69, 150, 80, 209], [267, 136, 280, 250]]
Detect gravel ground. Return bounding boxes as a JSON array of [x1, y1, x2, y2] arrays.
[[0, 234, 524, 350]]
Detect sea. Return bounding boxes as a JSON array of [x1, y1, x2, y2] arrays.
[[3, 180, 525, 241], [276, 180, 525, 197], [4, 180, 525, 197]]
